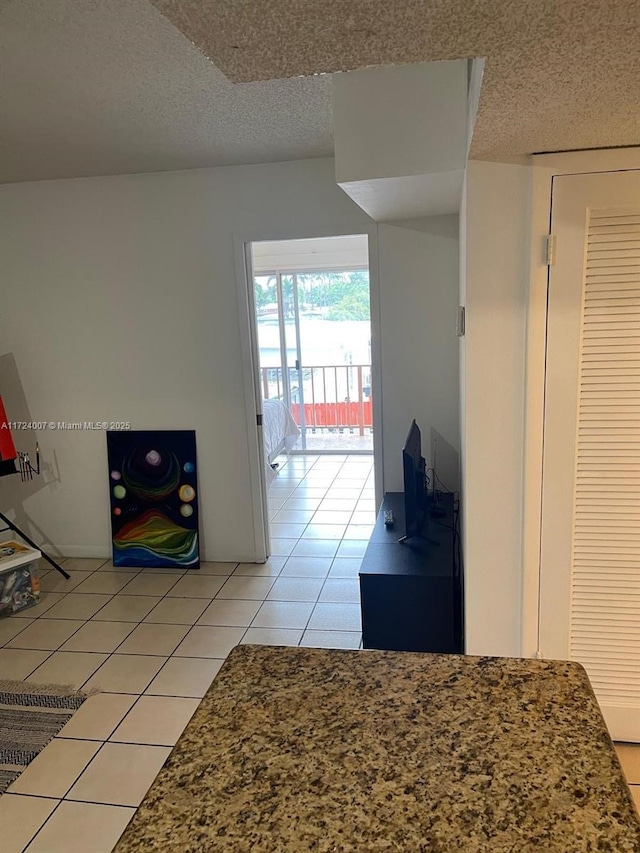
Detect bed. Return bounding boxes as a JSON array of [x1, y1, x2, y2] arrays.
[[262, 399, 300, 485]]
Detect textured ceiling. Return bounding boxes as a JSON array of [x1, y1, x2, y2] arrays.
[[151, 0, 640, 159], [0, 0, 332, 183]]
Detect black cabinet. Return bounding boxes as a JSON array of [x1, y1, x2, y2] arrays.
[[359, 492, 463, 653]]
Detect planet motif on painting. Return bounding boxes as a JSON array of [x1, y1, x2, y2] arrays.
[[145, 449, 162, 467], [179, 484, 195, 503]]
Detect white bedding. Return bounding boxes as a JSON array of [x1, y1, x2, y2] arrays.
[[262, 399, 300, 485]]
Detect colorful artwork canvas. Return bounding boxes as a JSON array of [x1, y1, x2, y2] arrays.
[[107, 430, 199, 569]]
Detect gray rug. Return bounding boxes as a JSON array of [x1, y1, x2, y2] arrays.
[[0, 679, 92, 794]]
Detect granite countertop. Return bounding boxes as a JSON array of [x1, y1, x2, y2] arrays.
[[115, 645, 640, 852]]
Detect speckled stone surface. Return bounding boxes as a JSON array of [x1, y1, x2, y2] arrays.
[[115, 645, 640, 852]]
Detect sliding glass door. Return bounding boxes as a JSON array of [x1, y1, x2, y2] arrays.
[[255, 268, 372, 453]]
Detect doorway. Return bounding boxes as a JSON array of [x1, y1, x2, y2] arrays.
[[252, 235, 373, 455], [244, 234, 378, 630], [538, 168, 640, 742]]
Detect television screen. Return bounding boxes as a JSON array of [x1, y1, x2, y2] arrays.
[[401, 420, 427, 542]]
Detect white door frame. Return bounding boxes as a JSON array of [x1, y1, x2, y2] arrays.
[[234, 222, 383, 562], [521, 146, 640, 658]]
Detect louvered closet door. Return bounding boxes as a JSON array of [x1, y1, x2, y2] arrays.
[[539, 170, 640, 742]]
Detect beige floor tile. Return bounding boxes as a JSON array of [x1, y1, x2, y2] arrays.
[[216, 576, 275, 600], [28, 651, 109, 688], [0, 616, 33, 646], [280, 557, 332, 577], [199, 561, 238, 575], [291, 539, 339, 558], [197, 599, 261, 627], [174, 625, 244, 658], [301, 523, 347, 540], [166, 574, 226, 598], [57, 693, 137, 740], [270, 538, 297, 556], [60, 621, 135, 653], [283, 498, 322, 511], [307, 603, 362, 631], [318, 499, 357, 512], [83, 654, 167, 694], [43, 594, 112, 621], [143, 597, 210, 625], [145, 657, 223, 698], [328, 558, 363, 578], [241, 627, 303, 646], [0, 794, 58, 853], [92, 595, 161, 622], [38, 556, 63, 574], [8, 738, 100, 798], [95, 560, 140, 573], [616, 743, 640, 785], [325, 488, 362, 500], [318, 578, 361, 603], [115, 572, 180, 596], [116, 622, 190, 656], [312, 510, 353, 525], [272, 509, 315, 524], [233, 558, 285, 577], [39, 570, 93, 594], [267, 576, 324, 602], [300, 630, 362, 649], [13, 592, 66, 619], [351, 511, 377, 524], [7, 619, 85, 650], [343, 524, 375, 540], [67, 742, 171, 807], [72, 572, 134, 595], [0, 648, 51, 679], [60, 558, 109, 572], [631, 785, 640, 811], [271, 522, 308, 538], [252, 601, 314, 629], [356, 500, 376, 512], [336, 540, 369, 558], [25, 801, 135, 853], [110, 696, 200, 746]]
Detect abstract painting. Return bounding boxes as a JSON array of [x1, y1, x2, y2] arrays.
[[107, 430, 199, 569]]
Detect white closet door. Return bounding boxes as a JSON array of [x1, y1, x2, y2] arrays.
[[539, 170, 640, 742]]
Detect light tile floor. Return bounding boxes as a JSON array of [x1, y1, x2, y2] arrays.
[[2, 452, 638, 848], [0, 453, 373, 851]]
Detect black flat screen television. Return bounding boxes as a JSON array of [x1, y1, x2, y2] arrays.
[[400, 420, 428, 543]]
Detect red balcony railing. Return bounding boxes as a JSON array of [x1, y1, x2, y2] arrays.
[[260, 365, 373, 436]]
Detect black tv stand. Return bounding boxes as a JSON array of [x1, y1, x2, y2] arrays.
[[398, 530, 440, 546], [359, 492, 462, 653]]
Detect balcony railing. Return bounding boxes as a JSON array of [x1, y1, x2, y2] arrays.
[[260, 365, 373, 436]]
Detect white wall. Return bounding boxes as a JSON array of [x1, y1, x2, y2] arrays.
[[377, 215, 460, 491], [0, 159, 372, 561], [334, 61, 468, 220], [334, 61, 468, 183], [462, 160, 532, 657]]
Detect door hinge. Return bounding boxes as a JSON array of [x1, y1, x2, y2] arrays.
[[457, 306, 466, 337], [546, 234, 557, 266], [256, 414, 263, 427]]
